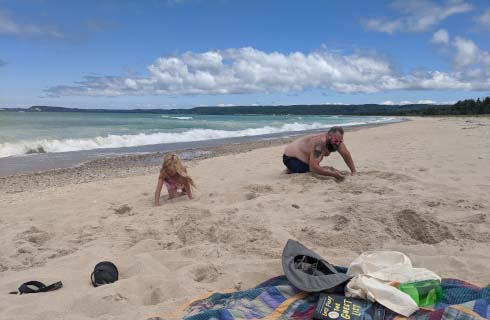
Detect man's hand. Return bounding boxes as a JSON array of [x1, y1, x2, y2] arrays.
[[333, 172, 345, 181]]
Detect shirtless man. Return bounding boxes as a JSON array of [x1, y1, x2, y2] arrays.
[[283, 126, 356, 180]]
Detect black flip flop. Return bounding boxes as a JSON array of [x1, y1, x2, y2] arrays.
[[9, 281, 63, 295]]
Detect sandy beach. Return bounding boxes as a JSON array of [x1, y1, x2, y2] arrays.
[[1, 117, 489, 320]]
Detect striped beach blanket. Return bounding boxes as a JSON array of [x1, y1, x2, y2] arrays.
[[182, 276, 490, 320]]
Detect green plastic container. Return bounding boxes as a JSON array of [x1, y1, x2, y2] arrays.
[[397, 280, 442, 307]]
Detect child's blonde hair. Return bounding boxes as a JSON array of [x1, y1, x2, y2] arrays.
[[159, 153, 196, 188]]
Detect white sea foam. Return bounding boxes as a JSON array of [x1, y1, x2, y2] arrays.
[[0, 118, 395, 158], [161, 115, 193, 120]]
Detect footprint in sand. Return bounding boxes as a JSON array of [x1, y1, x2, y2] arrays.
[[126, 228, 162, 248], [327, 214, 351, 231], [426, 200, 441, 207], [111, 204, 134, 216], [364, 170, 413, 183], [47, 248, 76, 259], [147, 288, 166, 305], [245, 184, 274, 193], [453, 213, 487, 224], [243, 184, 274, 200], [70, 234, 95, 245], [245, 192, 258, 200], [174, 215, 217, 245], [102, 293, 128, 303], [18, 227, 53, 246], [192, 264, 222, 283], [222, 207, 239, 215], [292, 225, 366, 251], [69, 226, 99, 245], [455, 200, 485, 210]]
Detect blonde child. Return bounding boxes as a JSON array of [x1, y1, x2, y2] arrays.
[[154, 153, 195, 206]]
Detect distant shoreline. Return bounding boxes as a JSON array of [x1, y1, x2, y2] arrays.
[[0, 103, 440, 116]]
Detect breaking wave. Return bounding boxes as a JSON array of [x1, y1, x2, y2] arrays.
[[161, 115, 193, 120], [0, 118, 395, 158]]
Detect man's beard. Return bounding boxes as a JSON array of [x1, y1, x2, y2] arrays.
[[327, 140, 338, 152]]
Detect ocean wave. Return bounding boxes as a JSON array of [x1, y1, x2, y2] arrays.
[[161, 115, 193, 120], [0, 119, 394, 158]]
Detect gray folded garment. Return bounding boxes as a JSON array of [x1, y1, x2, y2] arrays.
[[281, 239, 351, 292]]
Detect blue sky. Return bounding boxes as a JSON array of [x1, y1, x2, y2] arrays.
[[1, 0, 490, 109]]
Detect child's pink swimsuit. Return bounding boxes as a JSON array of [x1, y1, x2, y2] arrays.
[[164, 177, 185, 191]]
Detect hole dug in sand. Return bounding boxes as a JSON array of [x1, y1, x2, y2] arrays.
[[394, 209, 455, 244]]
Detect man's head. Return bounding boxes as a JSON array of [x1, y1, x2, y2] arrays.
[[326, 126, 344, 152]]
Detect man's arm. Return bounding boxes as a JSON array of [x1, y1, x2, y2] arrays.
[[309, 142, 344, 180], [338, 143, 357, 174]]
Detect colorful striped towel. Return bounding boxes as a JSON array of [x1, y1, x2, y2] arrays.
[[182, 276, 490, 320]]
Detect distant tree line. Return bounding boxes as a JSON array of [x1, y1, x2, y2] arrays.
[[166, 104, 436, 116], [3, 96, 489, 116], [396, 97, 490, 116]]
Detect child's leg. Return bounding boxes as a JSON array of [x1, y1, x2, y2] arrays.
[[167, 186, 178, 199]]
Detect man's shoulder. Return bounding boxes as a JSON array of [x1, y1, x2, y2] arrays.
[[310, 134, 325, 145]]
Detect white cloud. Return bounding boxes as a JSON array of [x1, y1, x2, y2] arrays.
[[382, 100, 441, 105], [453, 37, 481, 67], [362, 0, 472, 34], [133, 103, 177, 108], [45, 46, 490, 97], [477, 8, 490, 27], [417, 99, 436, 104], [0, 11, 64, 38], [382, 100, 396, 105], [46, 47, 396, 96], [449, 36, 490, 68], [363, 19, 402, 35], [323, 102, 348, 105], [431, 31, 490, 69], [432, 29, 450, 44]]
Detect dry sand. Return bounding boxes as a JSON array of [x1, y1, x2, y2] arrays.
[[1, 117, 489, 320]]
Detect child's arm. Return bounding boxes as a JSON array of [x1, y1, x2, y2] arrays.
[[184, 180, 193, 199], [154, 177, 164, 206]]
